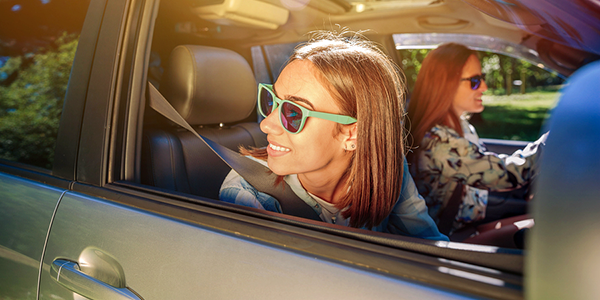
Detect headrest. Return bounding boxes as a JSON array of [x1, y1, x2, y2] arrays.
[[160, 45, 257, 125]]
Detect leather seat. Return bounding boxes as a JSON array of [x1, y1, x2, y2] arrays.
[[141, 45, 267, 199]]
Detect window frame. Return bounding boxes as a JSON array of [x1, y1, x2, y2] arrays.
[[0, 0, 100, 186], [86, 1, 527, 298]]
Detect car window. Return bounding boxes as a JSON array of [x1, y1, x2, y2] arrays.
[[0, 0, 91, 169], [395, 34, 564, 142], [251, 42, 301, 83], [475, 52, 563, 141], [254, 37, 564, 142]]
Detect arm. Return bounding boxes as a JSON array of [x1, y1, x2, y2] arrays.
[[378, 160, 449, 241], [219, 169, 283, 213], [421, 127, 548, 191]]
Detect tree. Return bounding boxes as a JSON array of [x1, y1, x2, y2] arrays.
[[397, 49, 431, 94], [0, 32, 78, 169], [398, 48, 563, 95]]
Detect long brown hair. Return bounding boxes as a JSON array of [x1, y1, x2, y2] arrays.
[[406, 43, 477, 155], [245, 31, 407, 228]]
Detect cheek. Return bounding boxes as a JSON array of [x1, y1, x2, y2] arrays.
[[296, 124, 338, 152], [452, 90, 465, 108], [293, 123, 342, 159], [454, 88, 475, 106]]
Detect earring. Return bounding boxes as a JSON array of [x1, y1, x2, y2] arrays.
[[351, 143, 355, 149]]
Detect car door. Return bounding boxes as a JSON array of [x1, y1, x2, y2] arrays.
[[28, 0, 523, 299], [42, 188, 488, 300], [0, 173, 66, 299], [37, 1, 475, 297]]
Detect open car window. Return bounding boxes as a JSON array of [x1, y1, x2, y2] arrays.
[[131, 0, 526, 260], [105, 0, 597, 298], [394, 33, 564, 142]]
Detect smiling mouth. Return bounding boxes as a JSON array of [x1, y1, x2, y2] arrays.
[[269, 143, 290, 152]]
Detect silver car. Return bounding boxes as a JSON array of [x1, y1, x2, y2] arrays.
[[1, 0, 599, 299]]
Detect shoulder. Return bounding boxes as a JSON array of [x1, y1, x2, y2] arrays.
[[220, 170, 264, 208], [377, 165, 448, 241], [219, 157, 282, 212], [421, 124, 466, 153], [246, 155, 269, 166], [220, 156, 268, 191], [424, 124, 461, 144]]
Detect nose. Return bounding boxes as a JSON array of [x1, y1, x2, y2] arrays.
[[480, 78, 488, 92], [260, 107, 284, 135]]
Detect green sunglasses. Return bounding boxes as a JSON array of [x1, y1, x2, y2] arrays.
[[257, 83, 357, 134]]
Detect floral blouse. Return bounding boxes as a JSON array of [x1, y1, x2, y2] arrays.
[[411, 119, 548, 231]]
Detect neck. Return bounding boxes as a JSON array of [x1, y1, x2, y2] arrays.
[[297, 156, 352, 205], [447, 110, 463, 129]]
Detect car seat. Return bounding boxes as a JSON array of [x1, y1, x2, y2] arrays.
[[525, 60, 600, 299], [141, 45, 267, 199]]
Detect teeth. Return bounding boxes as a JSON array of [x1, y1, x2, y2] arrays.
[[269, 143, 290, 152]]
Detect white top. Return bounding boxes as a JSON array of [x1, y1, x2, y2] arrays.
[[307, 191, 350, 226]]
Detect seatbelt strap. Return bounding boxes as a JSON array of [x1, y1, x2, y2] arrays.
[[147, 83, 321, 221], [438, 181, 463, 236]]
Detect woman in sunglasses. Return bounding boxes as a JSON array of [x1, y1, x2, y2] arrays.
[[219, 32, 447, 241], [407, 43, 548, 235]]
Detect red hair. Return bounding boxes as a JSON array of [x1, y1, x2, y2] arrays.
[[407, 43, 477, 162]]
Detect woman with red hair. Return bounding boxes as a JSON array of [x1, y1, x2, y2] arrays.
[[407, 43, 547, 235]]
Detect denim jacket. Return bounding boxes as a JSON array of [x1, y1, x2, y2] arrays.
[[220, 156, 448, 241]]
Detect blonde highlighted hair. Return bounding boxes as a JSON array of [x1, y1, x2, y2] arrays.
[[245, 31, 407, 228]]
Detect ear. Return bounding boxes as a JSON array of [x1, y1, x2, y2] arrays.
[[341, 123, 358, 151]]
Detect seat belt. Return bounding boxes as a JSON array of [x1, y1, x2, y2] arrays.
[[147, 83, 321, 221], [437, 181, 463, 236]]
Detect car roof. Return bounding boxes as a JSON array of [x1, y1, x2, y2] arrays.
[[157, 0, 600, 77]]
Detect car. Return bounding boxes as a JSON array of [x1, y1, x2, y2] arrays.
[[1, 0, 599, 299]]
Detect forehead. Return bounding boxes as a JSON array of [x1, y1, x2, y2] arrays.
[[276, 60, 324, 90], [461, 54, 482, 76], [274, 60, 339, 111]]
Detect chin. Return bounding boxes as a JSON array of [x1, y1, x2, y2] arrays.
[[266, 158, 291, 176], [473, 105, 484, 113]]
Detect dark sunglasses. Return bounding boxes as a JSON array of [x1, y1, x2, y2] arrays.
[[460, 73, 486, 90], [257, 83, 357, 134]]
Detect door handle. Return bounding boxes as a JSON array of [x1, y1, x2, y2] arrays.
[[51, 259, 142, 300]]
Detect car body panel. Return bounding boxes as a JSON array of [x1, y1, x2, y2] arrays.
[[39, 190, 479, 300], [0, 173, 65, 299], [52, 0, 106, 180], [479, 139, 530, 155]]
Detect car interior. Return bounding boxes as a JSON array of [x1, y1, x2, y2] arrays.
[[141, 45, 267, 199], [131, 0, 600, 253]]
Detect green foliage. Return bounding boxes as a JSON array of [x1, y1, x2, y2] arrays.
[[473, 91, 559, 141], [0, 32, 78, 169], [397, 48, 563, 141], [398, 49, 564, 95], [479, 51, 564, 95], [397, 49, 431, 92]]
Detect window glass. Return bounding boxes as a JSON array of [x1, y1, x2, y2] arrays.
[[0, 0, 91, 169], [475, 52, 563, 141], [250, 46, 271, 84], [260, 42, 301, 82], [398, 48, 564, 142]]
